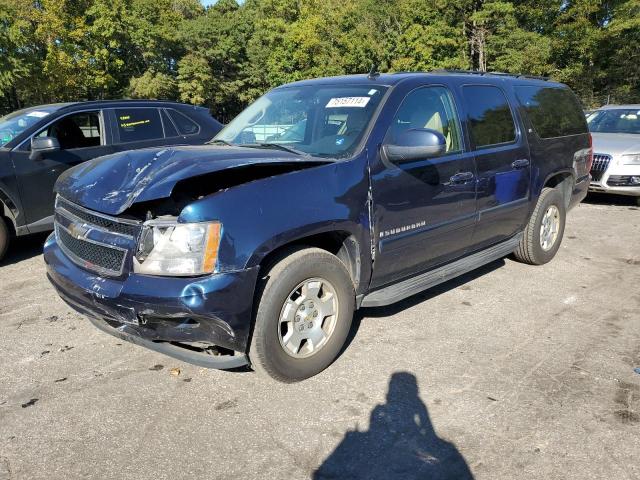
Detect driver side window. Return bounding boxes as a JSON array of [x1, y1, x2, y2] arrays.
[[36, 111, 103, 150], [388, 86, 462, 155]]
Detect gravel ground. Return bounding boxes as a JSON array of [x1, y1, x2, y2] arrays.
[[0, 194, 639, 480]]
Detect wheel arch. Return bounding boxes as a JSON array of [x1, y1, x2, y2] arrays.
[[254, 230, 364, 293], [542, 170, 574, 209], [0, 188, 18, 233]]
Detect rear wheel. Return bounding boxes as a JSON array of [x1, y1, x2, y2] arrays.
[[249, 247, 355, 382], [514, 187, 566, 265], [0, 217, 9, 262], [635, 196, 640, 207]]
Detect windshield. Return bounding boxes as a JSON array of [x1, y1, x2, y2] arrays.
[[588, 109, 640, 134], [0, 106, 60, 147], [214, 85, 388, 158]]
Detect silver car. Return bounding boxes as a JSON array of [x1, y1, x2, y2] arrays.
[[587, 105, 640, 205]]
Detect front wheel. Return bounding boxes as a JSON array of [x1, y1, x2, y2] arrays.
[[514, 187, 566, 265], [249, 247, 355, 382], [0, 217, 9, 262]]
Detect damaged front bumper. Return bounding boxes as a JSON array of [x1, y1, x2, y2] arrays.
[[44, 234, 259, 369]]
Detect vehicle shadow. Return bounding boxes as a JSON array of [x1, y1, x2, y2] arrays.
[[341, 259, 505, 354], [0, 232, 49, 267], [313, 371, 474, 480], [583, 192, 639, 207]]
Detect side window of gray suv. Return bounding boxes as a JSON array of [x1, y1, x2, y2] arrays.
[[387, 86, 462, 155]]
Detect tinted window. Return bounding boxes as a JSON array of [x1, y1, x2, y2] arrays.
[[462, 86, 516, 147], [387, 86, 462, 154], [116, 108, 163, 143], [515, 86, 587, 138], [36, 111, 102, 150], [167, 109, 200, 135], [161, 110, 179, 137]]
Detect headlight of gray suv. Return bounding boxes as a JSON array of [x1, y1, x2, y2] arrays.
[[133, 220, 222, 276], [622, 154, 640, 165]]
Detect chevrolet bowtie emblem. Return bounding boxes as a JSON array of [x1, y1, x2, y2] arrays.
[[68, 222, 90, 240]]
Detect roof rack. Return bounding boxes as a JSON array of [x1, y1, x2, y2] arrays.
[[430, 69, 550, 81]]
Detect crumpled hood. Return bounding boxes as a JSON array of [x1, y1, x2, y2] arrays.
[[591, 132, 640, 156], [56, 145, 324, 215]]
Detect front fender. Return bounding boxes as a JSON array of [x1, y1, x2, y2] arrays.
[[178, 155, 372, 273]]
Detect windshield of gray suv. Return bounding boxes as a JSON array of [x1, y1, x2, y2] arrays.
[[587, 108, 640, 134], [0, 105, 61, 147], [213, 85, 388, 158]]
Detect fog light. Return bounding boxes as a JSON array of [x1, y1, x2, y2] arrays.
[[631, 176, 640, 185]]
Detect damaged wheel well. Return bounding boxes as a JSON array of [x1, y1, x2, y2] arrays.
[[258, 231, 362, 290]]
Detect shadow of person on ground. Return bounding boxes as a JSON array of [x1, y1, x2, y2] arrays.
[[313, 372, 474, 480]]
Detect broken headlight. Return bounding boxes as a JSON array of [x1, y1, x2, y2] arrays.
[[133, 220, 222, 276]]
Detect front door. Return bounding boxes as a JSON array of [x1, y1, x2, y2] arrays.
[[459, 84, 531, 249], [370, 85, 478, 289], [11, 110, 112, 229]]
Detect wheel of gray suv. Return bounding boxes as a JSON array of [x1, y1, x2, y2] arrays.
[[0, 217, 9, 262], [249, 247, 355, 382], [514, 187, 566, 265]]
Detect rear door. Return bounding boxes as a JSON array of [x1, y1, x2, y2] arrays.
[[370, 85, 478, 288], [11, 110, 111, 229], [460, 84, 531, 249]]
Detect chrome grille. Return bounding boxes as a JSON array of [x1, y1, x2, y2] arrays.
[[56, 224, 127, 274], [590, 153, 611, 182], [54, 197, 140, 276], [56, 196, 139, 237]]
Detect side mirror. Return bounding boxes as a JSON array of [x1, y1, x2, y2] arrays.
[[382, 128, 446, 163], [30, 136, 60, 161]]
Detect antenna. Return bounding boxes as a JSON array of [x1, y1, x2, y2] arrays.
[[367, 63, 380, 80]]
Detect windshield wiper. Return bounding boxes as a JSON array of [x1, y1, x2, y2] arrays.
[[207, 139, 234, 146], [243, 142, 308, 156]]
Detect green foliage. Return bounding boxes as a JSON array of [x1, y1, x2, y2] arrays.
[[0, 0, 638, 117]]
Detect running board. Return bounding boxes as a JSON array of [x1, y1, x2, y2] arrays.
[[361, 233, 522, 308]]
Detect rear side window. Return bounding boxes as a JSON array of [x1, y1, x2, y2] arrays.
[[515, 86, 587, 138], [116, 108, 163, 143], [167, 109, 200, 135], [462, 85, 516, 148], [160, 110, 179, 137]]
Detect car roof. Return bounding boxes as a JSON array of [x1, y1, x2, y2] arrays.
[[277, 70, 566, 89], [597, 104, 640, 110], [25, 99, 209, 113]]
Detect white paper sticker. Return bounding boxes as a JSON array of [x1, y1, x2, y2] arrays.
[[326, 97, 371, 108], [26, 111, 49, 118], [368, 89, 378, 95]]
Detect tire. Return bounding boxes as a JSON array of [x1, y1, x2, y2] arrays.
[[0, 217, 9, 262], [249, 247, 355, 382], [635, 197, 640, 207], [514, 187, 566, 265]]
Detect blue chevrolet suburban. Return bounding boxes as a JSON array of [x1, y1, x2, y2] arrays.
[[44, 71, 591, 382]]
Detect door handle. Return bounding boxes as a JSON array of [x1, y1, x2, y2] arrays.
[[449, 171, 475, 184], [512, 158, 530, 169]]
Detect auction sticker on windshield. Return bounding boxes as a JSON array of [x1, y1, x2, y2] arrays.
[[326, 97, 371, 108]]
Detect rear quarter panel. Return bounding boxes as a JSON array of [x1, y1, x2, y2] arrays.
[[514, 85, 590, 209]]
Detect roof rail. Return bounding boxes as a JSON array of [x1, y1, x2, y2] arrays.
[[430, 69, 550, 81]]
